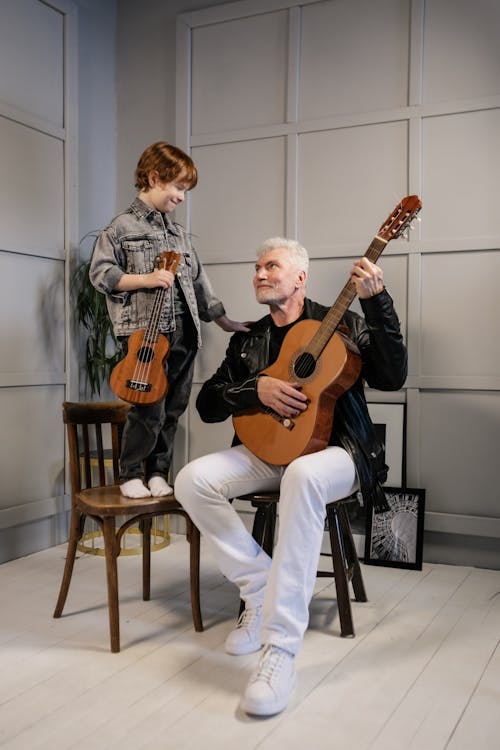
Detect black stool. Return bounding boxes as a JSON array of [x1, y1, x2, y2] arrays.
[[238, 492, 367, 637]]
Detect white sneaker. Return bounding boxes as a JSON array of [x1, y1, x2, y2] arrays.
[[240, 645, 296, 716], [225, 606, 263, 655]]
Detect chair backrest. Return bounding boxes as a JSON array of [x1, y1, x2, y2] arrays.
[[62, 401, 130, 493]]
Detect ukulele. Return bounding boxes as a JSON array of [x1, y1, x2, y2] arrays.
[[233, 195, 422, 465], [109, 250, 181, 405]]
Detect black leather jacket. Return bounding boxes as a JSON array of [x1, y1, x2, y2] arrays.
[[197, 290, 407, 509]]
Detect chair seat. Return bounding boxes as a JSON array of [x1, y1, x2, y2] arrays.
[[77, 485, 181, 515]]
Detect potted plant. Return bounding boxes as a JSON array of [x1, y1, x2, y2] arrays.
[[73, 232, 120, 396]]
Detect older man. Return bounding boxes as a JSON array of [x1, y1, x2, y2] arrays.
[[175, 237, 407, 716]]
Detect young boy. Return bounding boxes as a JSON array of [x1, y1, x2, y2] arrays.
[[89, 141, 247, 498]]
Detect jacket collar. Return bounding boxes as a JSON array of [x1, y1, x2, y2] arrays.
[[129, 197, 180, 235]]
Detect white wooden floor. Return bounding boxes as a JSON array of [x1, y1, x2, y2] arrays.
[[1, 534, 499, 750]]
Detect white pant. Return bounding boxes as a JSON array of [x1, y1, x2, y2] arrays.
[[174, 443, 358, 654]]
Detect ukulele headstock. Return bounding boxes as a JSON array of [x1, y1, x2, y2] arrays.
[[377, 195, 422, 242], [155, 250, 182, 274]]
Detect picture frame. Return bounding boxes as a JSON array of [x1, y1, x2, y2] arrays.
[[364, 487, 426, 570]]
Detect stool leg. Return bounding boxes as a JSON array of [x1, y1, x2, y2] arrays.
[[338, 503, 367, 603], [262, 503, 277, 557], [328, 504, 355, 637], [239, 502, 275, 616]]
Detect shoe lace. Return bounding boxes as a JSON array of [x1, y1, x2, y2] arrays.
[[254, 646, 286, 685], [236, 606, 261, 631]]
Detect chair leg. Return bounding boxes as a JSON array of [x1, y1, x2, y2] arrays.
[[338, 503, 367, 603], [140, 517, 152, 601], [327, 504, 355, 638], [102, 516, 121, 653], [186, 519, 203, 632], [53, 509, 86, 618]]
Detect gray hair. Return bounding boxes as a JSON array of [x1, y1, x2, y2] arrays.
[[257, 237, 309, 274]]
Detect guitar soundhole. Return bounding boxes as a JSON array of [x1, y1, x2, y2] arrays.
[[137, 346, 154, 364], [293, 351, 316, 379]]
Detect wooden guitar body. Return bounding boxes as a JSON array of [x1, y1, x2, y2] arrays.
[[109, 329, 170, 405], [233, 320, 362, 465]]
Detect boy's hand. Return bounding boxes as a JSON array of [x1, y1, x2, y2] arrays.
[[114, 268, 174, 292], [143, 268, 175, 289], [215, 315, 251, 333]]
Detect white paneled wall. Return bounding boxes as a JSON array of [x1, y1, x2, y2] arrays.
[[0, 0, 77, 562], [176, 0, 500, 565]]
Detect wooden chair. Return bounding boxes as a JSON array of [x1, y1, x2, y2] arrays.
[[54, 401, 203, 652], [238, 491, 367, 637]]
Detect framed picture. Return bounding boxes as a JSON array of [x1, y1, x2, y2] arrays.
[[364, 487, 426, 570], [321, 402, 406, 559]]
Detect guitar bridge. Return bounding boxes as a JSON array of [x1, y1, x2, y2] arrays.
[[126, 379, 152, 393], [267, 410, 295, 431]]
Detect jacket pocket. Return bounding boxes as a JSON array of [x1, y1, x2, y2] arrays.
[[121, 239, 156, 274]]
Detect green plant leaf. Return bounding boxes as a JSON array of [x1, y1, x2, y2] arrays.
[[73, 257, 120, 396]]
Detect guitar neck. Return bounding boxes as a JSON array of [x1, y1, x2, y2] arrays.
[[308, 235, 387, 358]]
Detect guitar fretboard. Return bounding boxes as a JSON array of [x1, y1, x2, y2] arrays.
[[308, 236, 387, 359]]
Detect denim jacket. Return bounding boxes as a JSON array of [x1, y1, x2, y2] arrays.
[[89, 197, 225, 347]]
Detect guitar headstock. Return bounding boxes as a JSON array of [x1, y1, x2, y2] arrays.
[[377, 195, 422, 242]]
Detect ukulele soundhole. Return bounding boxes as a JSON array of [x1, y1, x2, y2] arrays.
[[290, 350, 317, 382], [137, 346, 154, 364]]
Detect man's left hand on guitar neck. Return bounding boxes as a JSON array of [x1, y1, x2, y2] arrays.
[[349, 257, 384, 299]]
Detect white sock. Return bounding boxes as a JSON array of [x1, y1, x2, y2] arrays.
[[148, 476, 173, 497], [120, 478, 151, 498]]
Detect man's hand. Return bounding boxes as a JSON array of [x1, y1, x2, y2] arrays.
[[350, 257, 384, 299], [215, 315, 251, 333], [257, 376, 308, 418]]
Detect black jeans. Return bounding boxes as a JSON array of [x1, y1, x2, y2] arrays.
[[119, 313, 197, 482]]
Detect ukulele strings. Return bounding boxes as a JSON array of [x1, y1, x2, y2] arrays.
[[131, 252, 172, 386], [132, 286, 167, 385]]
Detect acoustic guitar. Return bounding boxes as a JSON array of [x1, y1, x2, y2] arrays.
[[109, 250, 181, 405], [233, 195, 422, 465]]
